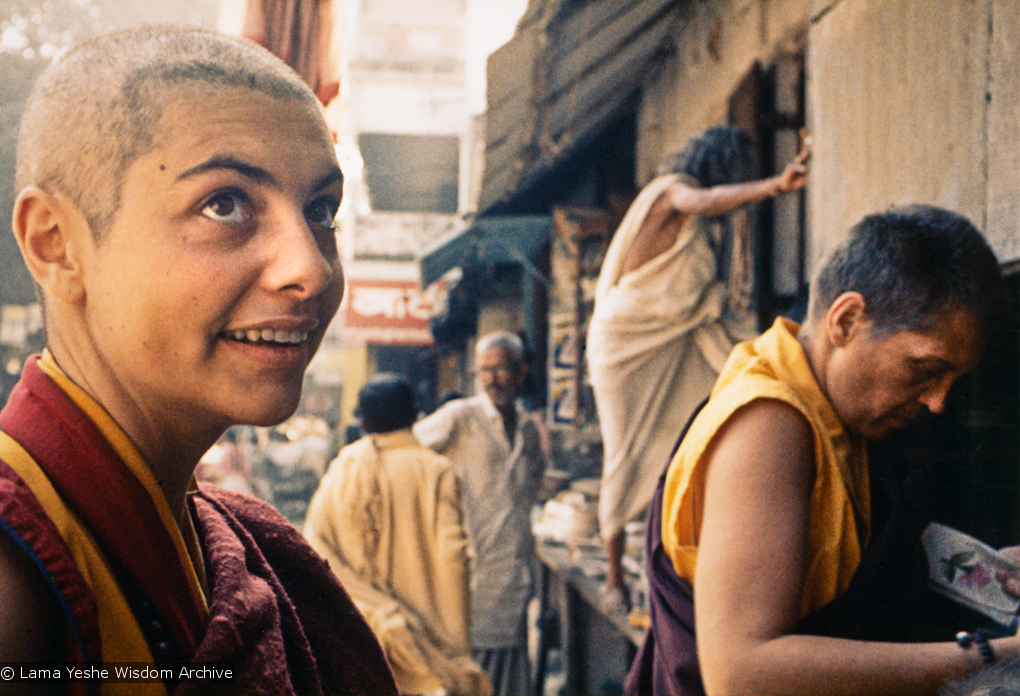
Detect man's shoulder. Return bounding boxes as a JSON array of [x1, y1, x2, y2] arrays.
[[435, 395, 484, 417], [378, 434, 460, 477], [692, 373, 811, 444], [370, 431, 458, 470], [415, 395, 484, 432], [411, 445, 460, 478], [335, 434, 375, 459]]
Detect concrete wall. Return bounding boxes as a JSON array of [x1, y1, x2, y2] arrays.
[[637, 0, 1020, 272], [808, 0, 982, 264], [636, 0, 808, 184], [807, 0, 1020, 269]]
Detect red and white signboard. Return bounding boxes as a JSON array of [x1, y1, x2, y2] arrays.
[[342, 279, 436, 345]]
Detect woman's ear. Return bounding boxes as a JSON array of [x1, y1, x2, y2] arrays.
[[12, 187, 90, 305], [824, 291, 868, 348]]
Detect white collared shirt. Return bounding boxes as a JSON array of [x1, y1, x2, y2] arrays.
[[414, 393, 547, 647]]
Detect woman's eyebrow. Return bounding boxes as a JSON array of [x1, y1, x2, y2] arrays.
[[176, 157, 343, 194], [176, 156, 274, 185], [311, 167, 344, 192]]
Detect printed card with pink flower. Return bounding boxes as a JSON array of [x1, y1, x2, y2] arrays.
[[922, 522, 1020, 629]]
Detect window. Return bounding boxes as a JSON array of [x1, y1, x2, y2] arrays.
[[727, 56, 807, 328], [359, 133, 460, 214]]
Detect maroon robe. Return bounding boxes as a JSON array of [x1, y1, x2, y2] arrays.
[[0, 356, 397, 695]]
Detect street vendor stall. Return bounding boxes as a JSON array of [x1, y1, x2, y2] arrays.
[[533, 481, 648, 696]]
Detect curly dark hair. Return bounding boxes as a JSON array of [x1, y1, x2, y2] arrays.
[[656, 125, 761, 187]]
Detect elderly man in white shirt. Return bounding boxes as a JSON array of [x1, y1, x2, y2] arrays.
[[414, 331, 548, 696]]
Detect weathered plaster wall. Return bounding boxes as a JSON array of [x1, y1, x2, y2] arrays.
[[984, 0, 1020, 266], [639, 0, 1020, 271], [636, 0, 808, 184], [808, 0, 1020, 268], [808, 0, 990, 267]]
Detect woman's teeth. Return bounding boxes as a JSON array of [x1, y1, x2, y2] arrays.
[[228, 329, 308, 345]]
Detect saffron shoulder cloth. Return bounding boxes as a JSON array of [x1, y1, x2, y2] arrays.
[[0, 356, 396, 696]]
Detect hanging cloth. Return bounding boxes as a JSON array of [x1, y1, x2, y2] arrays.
[[243, 0, 340, 105]]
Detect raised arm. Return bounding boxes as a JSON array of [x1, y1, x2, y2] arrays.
[[668, 130, 810, 217], [693, 399, 1018, 696], [620, 130, 810, 275], [413, 406, 457, 454]]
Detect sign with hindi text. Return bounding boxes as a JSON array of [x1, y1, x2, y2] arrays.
[[342, 279, 435, 345]]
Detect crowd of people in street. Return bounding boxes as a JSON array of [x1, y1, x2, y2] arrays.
[[303, 332, 549, 696], [4, 18, 1020, 696]]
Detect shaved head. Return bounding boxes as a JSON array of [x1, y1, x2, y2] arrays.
[[15, 24, 321, 239]]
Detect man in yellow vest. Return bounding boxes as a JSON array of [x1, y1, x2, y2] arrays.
[[629, 205, 1020, 695]]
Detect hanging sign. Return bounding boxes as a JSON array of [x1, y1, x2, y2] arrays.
[[343, 279, 435, 345]]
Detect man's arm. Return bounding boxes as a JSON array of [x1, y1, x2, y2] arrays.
[[692, 400, 1014, 696], [431, 467, 472, 652], [621, 133, 809, 275], [519, 413, 549, 504], [413, 406, 457, 454], [665, 147, 809, 219]]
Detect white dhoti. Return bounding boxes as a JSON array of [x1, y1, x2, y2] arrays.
[[587, 174, 755, 540]]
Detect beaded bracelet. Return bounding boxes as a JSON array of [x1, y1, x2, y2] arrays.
[[956, 630, 996, 665]]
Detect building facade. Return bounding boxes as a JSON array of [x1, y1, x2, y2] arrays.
[[429, 0, 1020, 538]]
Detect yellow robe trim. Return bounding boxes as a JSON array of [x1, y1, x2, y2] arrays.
[[661, 317, 871, 618], [0, 351, 210, 694], [36, 350, 209, 614], [0, 435, 165, 695]]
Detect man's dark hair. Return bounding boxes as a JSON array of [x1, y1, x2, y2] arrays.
[[358, 373, 418, 434], [657, 125, 761, 187], [807, 204, 1008, 337]]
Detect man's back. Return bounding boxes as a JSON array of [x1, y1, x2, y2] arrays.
[[306, 430, 471, 649], [305, 429, 493, 695]]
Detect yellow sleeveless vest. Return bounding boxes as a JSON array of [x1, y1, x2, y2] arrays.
[[661, 318, 870, 618]]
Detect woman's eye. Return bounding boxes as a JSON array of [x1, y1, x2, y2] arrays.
[[201, 192, 250, 225], [305, 198, 338, 229]]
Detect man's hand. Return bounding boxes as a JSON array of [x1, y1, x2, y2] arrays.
[[773, 128, 811, 195], [996, 545, 1020, 598]]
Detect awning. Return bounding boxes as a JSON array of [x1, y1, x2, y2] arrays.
[[418, 215, 552, 288], [480, 0, 680, 213]]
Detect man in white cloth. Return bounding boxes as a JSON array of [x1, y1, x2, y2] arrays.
[[415, 332, 548, 696], [587, 125, 810, 609]]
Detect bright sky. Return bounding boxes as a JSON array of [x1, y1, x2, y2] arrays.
[[465, 0, 528, 113]]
